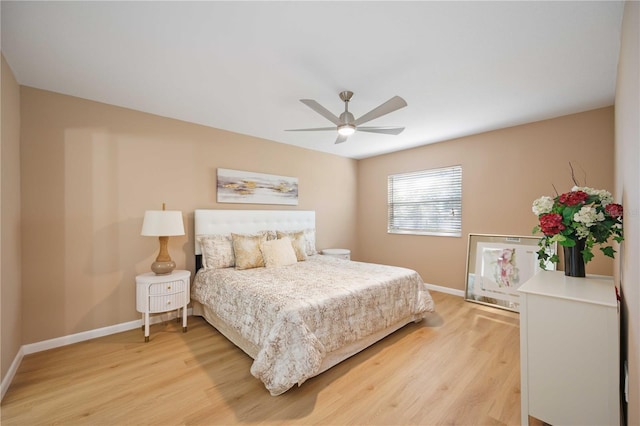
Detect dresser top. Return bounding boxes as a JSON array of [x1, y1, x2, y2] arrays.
[[518, 270, 617, 307]]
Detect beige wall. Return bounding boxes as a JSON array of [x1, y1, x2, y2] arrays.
[[357, 107, 615, 291], [1, 55, 23, 382], [20, 87, 358, 344], [615, 2, 639, 424]]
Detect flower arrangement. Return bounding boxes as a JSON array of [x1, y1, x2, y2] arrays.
[[532, 186, 624, 269]]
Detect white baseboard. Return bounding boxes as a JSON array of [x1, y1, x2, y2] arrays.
[[22, 318, 143, 355], [424, 283, 465, 297], [1, 346, 24, 401], [1, 309, 191, 401]]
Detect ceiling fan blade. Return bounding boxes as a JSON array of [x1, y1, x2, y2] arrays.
[[300, 99, 341, 125], [353, 96, 407, 126], [357, 127, 405, 135], [285, 127, 336, 132], [335, 134, 349, 144]]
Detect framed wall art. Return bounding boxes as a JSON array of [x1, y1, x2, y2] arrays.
[[217, 168, 298, 205], [464, 233, 556, 312]]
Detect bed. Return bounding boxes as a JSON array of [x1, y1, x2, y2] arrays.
[[190, 209, 435, 395]]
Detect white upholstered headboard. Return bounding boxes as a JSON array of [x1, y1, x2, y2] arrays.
[[194, 209, 316, 255]]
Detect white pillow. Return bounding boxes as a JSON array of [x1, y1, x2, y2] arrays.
[[260, 237, 298, 268], [197, 234, 235, 269], [276, 230, 307, 261], [302, 228, 317, 256]]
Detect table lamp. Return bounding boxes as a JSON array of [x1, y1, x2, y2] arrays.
[[141, 203, 185, 275]]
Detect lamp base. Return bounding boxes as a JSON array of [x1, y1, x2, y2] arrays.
[[151, 260, 176, 275]]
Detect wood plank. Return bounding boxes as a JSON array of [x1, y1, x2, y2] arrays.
[[1, 292, 525, 425]]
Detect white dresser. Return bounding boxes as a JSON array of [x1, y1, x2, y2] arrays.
[[518, 271, 620, 426]]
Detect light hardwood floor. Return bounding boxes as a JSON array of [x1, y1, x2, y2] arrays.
[[1, 291, 528, 425]]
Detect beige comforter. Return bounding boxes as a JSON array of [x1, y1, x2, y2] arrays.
[[191, 255, 435, 395]]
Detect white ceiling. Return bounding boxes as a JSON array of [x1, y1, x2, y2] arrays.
[[1, 1, 624, 159]]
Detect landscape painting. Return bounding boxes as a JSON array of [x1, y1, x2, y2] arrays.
[[217, 168, 299, 205]]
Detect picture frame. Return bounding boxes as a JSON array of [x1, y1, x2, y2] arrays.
[[464, 233, 556, 312], [217, 168, 298, 205]]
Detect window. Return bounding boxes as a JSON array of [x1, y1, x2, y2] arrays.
[[388, 165, 462, 237]]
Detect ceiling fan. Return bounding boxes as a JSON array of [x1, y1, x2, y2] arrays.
[[286, 91, 407, 144]]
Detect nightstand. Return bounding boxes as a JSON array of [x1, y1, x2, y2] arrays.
[[321, 248, 351, 260], [136, 269, 191, 342]]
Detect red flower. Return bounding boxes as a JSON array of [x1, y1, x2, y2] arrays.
[[605, 203, 623, 218], [558, 191, 588, 206], [539, 213, 565, 236]]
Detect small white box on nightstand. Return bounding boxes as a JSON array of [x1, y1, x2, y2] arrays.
[[321, 248, 351, 260]]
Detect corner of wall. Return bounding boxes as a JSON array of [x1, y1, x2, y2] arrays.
[[1, 53, 23, 395]]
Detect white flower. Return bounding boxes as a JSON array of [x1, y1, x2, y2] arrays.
[[573, 206, 605, 227], [594, 189, 613, 206], [532, 196, 554, 215], [575, 224, 590, 239], [572, 185, 595, 194], [572, 186, 614, 206]]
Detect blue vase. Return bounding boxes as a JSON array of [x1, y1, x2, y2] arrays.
[[563, 239, 586, 277]]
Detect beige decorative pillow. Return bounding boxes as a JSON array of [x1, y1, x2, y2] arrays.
[[232, 233, 267, 270], [197, 234, 235, 269], [260, 237, 298, 268], [276, 230, 307, 261]]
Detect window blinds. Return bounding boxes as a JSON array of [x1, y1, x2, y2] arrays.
[[387, 165, 462, 237]]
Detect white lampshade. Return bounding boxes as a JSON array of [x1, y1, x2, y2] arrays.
[[141, 210, 185, 236]]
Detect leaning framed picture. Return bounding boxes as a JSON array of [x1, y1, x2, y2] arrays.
[[464, 233, 556, 312]]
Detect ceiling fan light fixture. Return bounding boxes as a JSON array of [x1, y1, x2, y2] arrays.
[[288, 91, 407, 144], [337, 124, 356, 136]]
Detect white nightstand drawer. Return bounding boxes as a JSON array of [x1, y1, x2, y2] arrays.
[[148, 292, 186, 313], [149, 280, 186, 295]]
